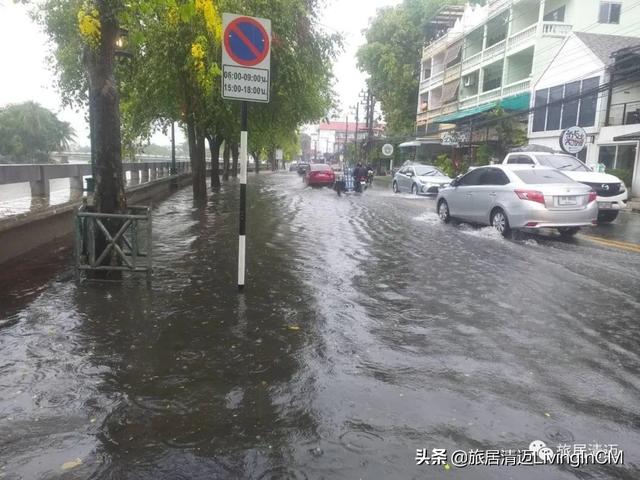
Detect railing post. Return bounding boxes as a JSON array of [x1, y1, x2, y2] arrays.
[[29, 165, 50, 198], [70, 175, 84, 198], [150, 165, 157, 180], [141, 164, 149, 183], [130, 168, 140, 185]]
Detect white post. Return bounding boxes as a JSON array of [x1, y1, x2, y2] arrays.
[[238, 102, 248, 290]]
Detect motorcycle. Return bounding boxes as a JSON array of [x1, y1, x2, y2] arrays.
[[366, 169, 374, 188], [354, 176, 367, 193]]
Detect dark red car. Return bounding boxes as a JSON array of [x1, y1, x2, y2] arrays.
[[304, 163, 335, 187]]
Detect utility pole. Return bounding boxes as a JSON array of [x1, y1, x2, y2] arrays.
[[354, 102, 360, 166], [344, 114, 349, 167]]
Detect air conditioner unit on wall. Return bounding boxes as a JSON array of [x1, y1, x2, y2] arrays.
[[463, 76, 475, 87]]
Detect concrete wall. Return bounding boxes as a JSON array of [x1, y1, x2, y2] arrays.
[[0, 173, 192, 265]]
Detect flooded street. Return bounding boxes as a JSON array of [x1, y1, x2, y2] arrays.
[[1, 172, 640, 479]]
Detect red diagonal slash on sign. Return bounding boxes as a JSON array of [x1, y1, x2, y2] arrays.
[[231, 24, 263, 59]]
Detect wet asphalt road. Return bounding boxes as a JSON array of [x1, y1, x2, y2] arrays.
[[1, 172, 640, 479]]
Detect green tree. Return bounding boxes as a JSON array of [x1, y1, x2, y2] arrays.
[[486, 108, 527, 158], [0, 101, 74, 163], [357, 0, 463, 137]]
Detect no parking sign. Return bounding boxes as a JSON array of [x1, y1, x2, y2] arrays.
[[222, 13, 271, 103]]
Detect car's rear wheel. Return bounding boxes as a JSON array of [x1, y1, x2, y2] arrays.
[[598, 210, 619, 223], [392, 181, 399, 193], [558, 227, 580, 237], [411, 183, 419, 195], [491, 208, 511, 238], [438, 200, 451, 223]]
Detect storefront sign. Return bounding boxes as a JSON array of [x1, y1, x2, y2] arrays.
[[559, 126, 586, 154], [381, 144, 394, 156], [441, 131, 467, 147]]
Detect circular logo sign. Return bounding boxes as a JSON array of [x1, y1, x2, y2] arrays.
[[381, 144, 394, 156], [224, 17, 270, 67], [559, 126, 587, 154]]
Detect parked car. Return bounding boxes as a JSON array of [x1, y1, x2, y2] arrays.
[[436, 165, 598, 238], [392, 164, 452, 195], [297, 163, 310, 176], [304, 163, 335, 187], [502, 151, 627, 223]]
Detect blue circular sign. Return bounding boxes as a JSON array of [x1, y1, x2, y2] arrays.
[[224, 17, 270, 67]]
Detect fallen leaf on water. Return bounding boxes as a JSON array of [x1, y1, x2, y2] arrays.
[[61, 458, 82, 470]]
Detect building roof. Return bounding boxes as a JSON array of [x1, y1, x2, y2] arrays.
[[574, 32, 640, 65], [318, 122, 374, 132]]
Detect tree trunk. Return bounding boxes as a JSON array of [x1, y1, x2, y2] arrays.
[[87, 4, 125, 214], [268, 147, 276, 171], [253, 151, 260, 174], [222, 142, 230, 180], [187, 121, 207, 201], [231, 142, 239, 178], [207, 135, 222, 189]]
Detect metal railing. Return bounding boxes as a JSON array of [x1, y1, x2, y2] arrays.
[[75, 202, 152, 283], [607, 101, 640, 126]]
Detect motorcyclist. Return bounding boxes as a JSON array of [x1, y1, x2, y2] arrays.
[[365, 164, 375, 186], [353, 162, 367, 193]]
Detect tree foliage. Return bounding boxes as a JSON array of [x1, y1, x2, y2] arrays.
[[37, 0, 340, 201], [0, 102, 74, 163], [356, 0, 463, 137]]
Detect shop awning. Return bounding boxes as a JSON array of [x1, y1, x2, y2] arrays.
[[432, 102, 497, 123], [431, 92, 531, 124], [613, 131, 640, 141], [499, 92, 530, 111]]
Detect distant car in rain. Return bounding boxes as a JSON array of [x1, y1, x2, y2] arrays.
[[392, 164, 452, 195], [289, 164, 298, 172], [304, 163, 335, 187], [297, 163, 310, 176], [436, 165, 598, 238]]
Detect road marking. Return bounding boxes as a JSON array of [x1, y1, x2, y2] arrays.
[[580, 234, 640, 254]]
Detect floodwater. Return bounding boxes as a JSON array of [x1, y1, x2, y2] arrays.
[[1, 173, 640, 479]]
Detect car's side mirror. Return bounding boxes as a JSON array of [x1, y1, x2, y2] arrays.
[[451, 176, 461, 187]]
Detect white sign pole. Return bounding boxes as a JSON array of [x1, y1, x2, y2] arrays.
[[238, 103, 248, 290]]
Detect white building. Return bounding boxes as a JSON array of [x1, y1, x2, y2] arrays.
[[528, 32, 640, 196], [416, 0, 640, 137]]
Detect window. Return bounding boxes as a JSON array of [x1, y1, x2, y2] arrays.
[[561, 81, 580, 129], [544, 5, 566, 22], [532, 89, 548, 132], [599, 2, 621, 23], [546, 86, 563, 131], [599, 144, 637, 172], [507, 155, 534, 165], [481, 168, 510, 185], [534, 154, 590, 171], [514, 169, 572, 184], [531, 77, 599, 132], [578, 77, 598, 127], [459, 168, 486, 186]]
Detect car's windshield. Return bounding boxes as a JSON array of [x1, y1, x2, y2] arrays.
[[414, 165, 444, 176], [535, 154, 590, 171]]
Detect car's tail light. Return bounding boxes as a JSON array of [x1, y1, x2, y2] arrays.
[[515, 189, 545, 205], [588, 190, 597, 203]]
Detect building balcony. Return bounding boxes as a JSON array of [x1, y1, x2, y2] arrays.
[[502, 78, 530, 97], [478, 87, 502, 104], [416, 111, 429, 125], [422, 19, 571, 91]]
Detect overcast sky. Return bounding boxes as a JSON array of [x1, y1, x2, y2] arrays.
[[0, 0, 400, 147]]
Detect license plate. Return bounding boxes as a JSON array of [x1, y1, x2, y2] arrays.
[[557, 196, 577, 206], [598, 202, 612, 209]]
